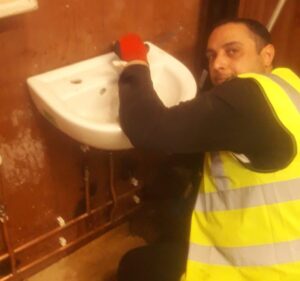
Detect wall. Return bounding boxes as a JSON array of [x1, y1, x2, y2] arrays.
[[0, 0, 205, 279], [239, 0, 300, 74]]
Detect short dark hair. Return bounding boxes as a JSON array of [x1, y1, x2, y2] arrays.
[[212, 18, 272, 51]]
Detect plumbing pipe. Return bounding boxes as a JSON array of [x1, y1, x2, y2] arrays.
[[108, 152, 117, 221], [17, 206, 139, 276], [0, 210, 17, 275], [0, 157, 18, 276], [9, 187, 139, 256], [14, 201, 112, 254], [267, 0, 288, 31], [80, 145, 92, 215], [84, 165, 91, 215], [0, 253, 9, 262]]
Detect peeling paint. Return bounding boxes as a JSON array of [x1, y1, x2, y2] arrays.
[[10, 109, 26, 127], [0, 128, 46, 189], [6, 106, 34, 129]]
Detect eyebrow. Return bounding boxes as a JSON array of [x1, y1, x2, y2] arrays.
[[206, 41, 243, 53]]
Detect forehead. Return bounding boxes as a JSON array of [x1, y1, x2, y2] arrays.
[[207, 23, 256, 49]]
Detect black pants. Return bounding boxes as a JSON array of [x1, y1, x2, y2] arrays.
[[117, 242, 188, 281], [117, 153, 202, 281]]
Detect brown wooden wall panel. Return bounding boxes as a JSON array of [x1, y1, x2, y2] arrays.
[[238, 0, 278, 26], [239, 0, 300, 74], [0, 0, 205, 279]]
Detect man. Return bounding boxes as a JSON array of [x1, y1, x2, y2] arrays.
[[115, 18, 300, 281]]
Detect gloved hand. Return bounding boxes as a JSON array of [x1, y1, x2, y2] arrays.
[[113, 33, 149, 63]]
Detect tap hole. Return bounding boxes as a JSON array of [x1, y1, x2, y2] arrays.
[[70, 78, 82, 84], [99, 88, 107, 95]]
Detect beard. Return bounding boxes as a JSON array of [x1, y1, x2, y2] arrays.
[[212, 73, 236, 85]]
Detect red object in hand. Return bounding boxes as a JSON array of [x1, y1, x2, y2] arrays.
[[118, 33, 148, 62]]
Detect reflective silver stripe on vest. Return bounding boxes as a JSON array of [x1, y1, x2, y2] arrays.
[[188, 240, 300, 266], [210, 152, 230, 191], [267, 73, 300, 113], [195, 177, 300, 212]]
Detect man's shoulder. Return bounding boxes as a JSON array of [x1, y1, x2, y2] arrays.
[[210, 77, 263, 105], [214, 77, 260, 93]]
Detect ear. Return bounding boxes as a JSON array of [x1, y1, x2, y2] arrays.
[[260, 44, 275, 70]]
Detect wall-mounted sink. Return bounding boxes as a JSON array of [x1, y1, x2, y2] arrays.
[[0, 0, 38, 19], [27, 42, 197, 150]]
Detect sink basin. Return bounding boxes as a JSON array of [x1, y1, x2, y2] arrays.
[[27, 42, 197, 150]]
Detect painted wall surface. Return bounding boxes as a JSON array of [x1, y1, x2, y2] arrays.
[[0, 0, 204, 278]]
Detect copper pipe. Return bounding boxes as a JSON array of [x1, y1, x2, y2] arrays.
[[118, 206, 140, 221], [0, 192, 140, 281], [0, 187, 139, 266], [117, 186, 141, 201], [108, 152, 117, 221], [17, 207, 138, 275], [0, 161, 17, 276], [1, 217, 17, 275], [15, 186, 139, 255], [15, 201, 112, 254], [0, 274, 13, 281], [17, 220, 111, 275], [0, 157, 140, 281], [0, 252, 9, 262], [84, 166, 91, 215]]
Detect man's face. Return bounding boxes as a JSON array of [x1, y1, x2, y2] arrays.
[[206, 23, 272, 85]]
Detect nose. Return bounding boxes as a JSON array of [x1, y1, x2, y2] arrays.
[[211, 51, 228, 71]]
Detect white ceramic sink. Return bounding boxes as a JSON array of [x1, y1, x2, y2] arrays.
[[27, 42, 197, 150]]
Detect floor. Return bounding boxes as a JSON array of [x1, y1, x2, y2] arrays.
[[26, 224, 145, 281]]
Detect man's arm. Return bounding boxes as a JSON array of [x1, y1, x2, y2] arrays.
[[119, 65, 246, 153], [118, 65, 294, 170]]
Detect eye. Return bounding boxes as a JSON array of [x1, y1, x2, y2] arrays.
[[226, 48, 240, 57]]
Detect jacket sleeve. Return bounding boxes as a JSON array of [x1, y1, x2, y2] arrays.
[[118, 64, 247, 154], [118, 64, 294, 170]]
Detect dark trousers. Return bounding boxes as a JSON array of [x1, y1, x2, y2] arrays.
[[117, 153, 202, 281], [117, 242, 188, 281]]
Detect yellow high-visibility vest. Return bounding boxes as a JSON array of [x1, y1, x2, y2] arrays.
[[183, 68, 300, 281]]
